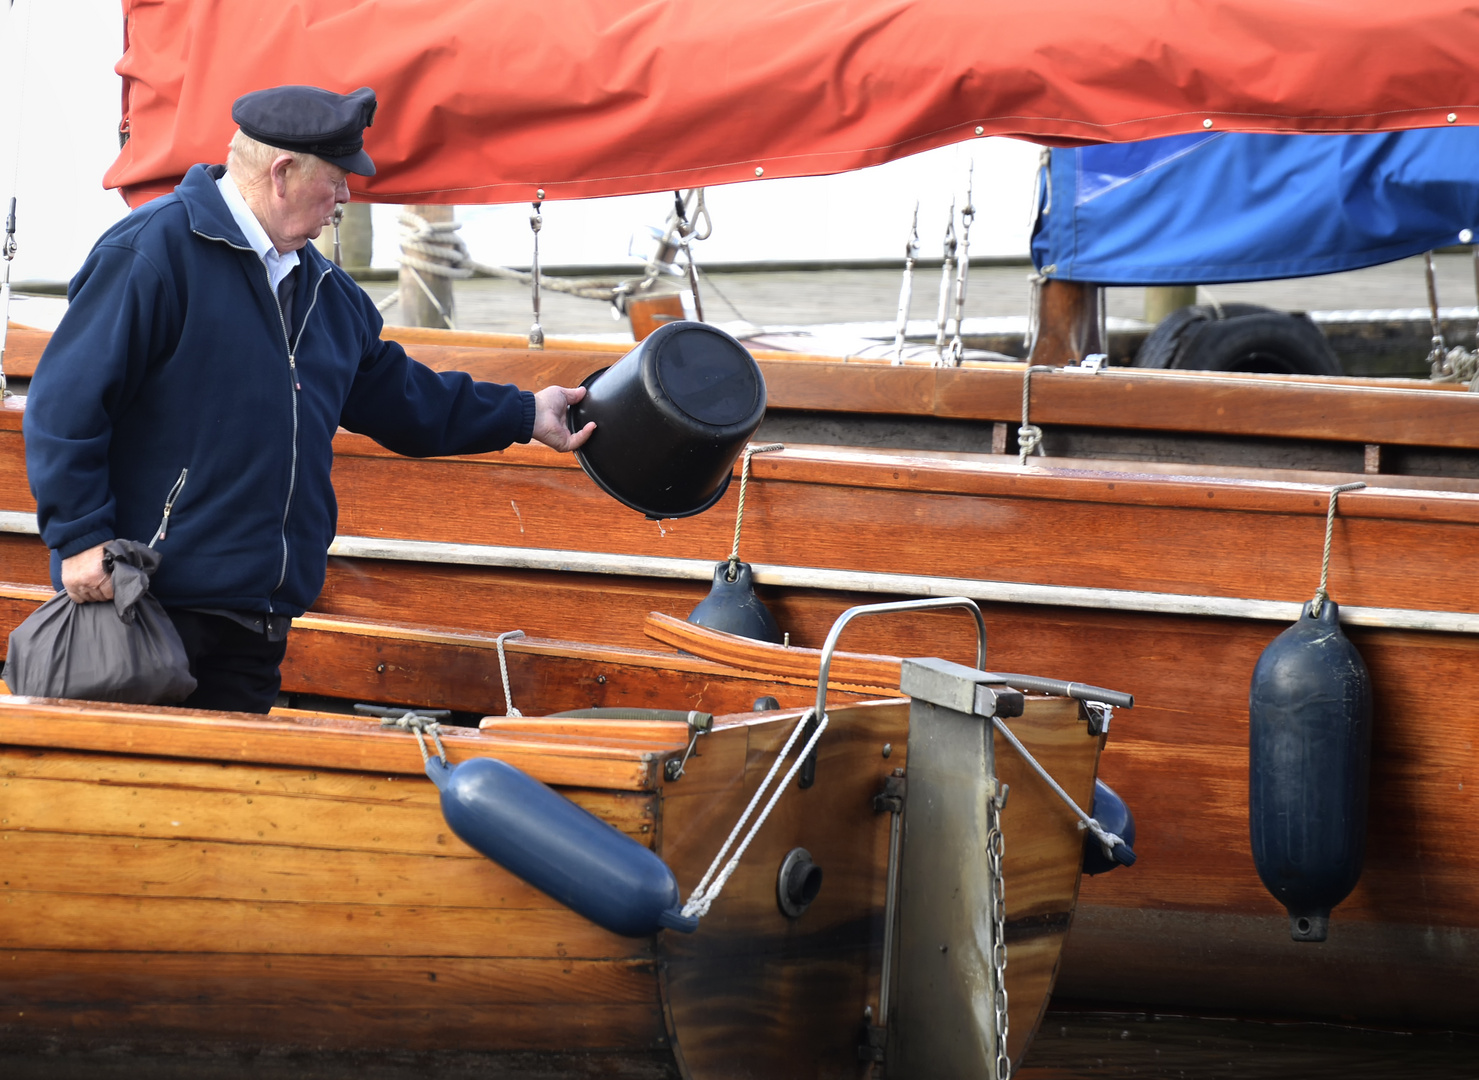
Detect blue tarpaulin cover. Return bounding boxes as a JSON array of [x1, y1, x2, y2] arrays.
[[1031, 131, 1479, 285]]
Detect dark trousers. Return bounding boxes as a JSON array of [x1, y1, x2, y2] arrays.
[[165, 609, 288, 714]]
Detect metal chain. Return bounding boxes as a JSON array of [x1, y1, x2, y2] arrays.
[[725, 443, 785, 581], [1310, 482, 1366, 617], [986, 785, 1011, 1079]]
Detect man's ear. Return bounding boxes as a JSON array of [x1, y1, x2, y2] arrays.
[[269, 154, 295, 199]]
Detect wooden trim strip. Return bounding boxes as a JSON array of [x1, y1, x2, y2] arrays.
[[9, 518, 1477, 632], [321, 532, 1479, 634], [644, 611, 901, 690]]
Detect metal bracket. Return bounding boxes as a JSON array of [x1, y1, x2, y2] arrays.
[[898, 656, 1024, 720], [1063, 352, 1108, 373], [873, 772, 907, 814], [857, 1021, 888, 1063], [663, 710, 713, 781], [1082, 700, 1113, 736]]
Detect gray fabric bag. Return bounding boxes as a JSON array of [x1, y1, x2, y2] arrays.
[[2, 539, 197, 704]]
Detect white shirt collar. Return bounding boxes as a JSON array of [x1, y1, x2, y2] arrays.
[[217, 170, 300, 291]]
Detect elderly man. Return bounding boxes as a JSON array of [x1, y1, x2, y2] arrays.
[[24, 85, 593, 713]]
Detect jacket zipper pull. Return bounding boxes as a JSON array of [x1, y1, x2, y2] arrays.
[[149, 467, 190, 549], [289, 352, 301, 392]]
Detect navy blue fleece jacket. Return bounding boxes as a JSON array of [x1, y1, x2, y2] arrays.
[[25, 164, 535, 617]]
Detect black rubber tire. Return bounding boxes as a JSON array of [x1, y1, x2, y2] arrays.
[[1174, 312, 1344, 376], [1134, 303, 1273, 369]]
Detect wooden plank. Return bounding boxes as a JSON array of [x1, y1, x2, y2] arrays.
[[0, 700, 659, 790], [316, 438, 1479, 616], [0, 749, 657, 854], [1, 949, 670, 1050], [4, 950, 659, 1006], [659, 701, 904, 1079], [0, 831, 576, 908], [3, 1003, 669, 1054], [0, 326, 47, 378], [3, 888, 641, 959], [12, 328, 1479, 451]]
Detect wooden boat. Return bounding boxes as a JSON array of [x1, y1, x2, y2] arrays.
[[4, 381, 1478, 1027], [0, 576, 1109, 1076]]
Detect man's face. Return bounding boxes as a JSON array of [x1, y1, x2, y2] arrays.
[[274, 157, 351, 250]]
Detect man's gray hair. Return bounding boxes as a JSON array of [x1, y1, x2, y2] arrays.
[[227, 129, 325, 182]]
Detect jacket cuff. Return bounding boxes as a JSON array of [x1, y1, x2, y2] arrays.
[[517, 389, 537, 444], [55, 528, 116, 561]]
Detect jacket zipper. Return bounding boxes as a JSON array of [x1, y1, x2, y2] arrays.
[[269, 264, 331, 608], [148, 467, 189, 549], [193, 228, 330, 612]]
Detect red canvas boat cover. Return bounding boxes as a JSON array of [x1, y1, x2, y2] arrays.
[[107, 0, 1479, 206]]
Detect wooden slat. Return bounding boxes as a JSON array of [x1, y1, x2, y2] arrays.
[[0, 325, 47, 378], [6, 950, 658, 1006], [0, 699, 660, 790], [11, 326, 1479, 449], [2, 889, 637, 958], [2, 947, 668, 1051], [0, 831, 573, 908], [0, 747, 658, 854]]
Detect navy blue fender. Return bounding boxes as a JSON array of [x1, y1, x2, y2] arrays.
[[427, 756, 698, 936], [1082, 779, 1137, 875], [688, 560, 783, 644], [1249, 600, 1373, 942]]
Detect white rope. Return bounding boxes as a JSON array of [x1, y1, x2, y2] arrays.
[[1018, 364, 1052, 464], [495, 630, 525, 717], [681, 708, 830, 919]]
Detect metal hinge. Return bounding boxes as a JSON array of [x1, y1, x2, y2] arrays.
[[872, 772, 906, 814]]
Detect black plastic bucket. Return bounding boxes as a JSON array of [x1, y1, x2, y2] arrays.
[[570, 321, 767, 519]]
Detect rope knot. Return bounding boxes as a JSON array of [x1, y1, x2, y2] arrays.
[[379, 710, 449, 765]]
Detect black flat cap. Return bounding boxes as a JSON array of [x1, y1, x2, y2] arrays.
[[232, 85, 378, 176]]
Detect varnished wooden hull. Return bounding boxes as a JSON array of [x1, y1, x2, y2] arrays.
[[0, 606, 1100, 1075], [6, 339, 1479, 1027]]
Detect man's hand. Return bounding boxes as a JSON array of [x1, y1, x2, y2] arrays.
[[61, 542, 115, 604], [531, 385, 596, 453]]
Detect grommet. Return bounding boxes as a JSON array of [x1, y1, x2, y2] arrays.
[[536, 188, 546, 199], [755, 167, 764, 177], [1448, 113, 1459, 124], [1462, 229, 1474, 244], [975, 125, 984, 135], [1203, 118, 1214, 128], [776, 847, 823, 918]]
